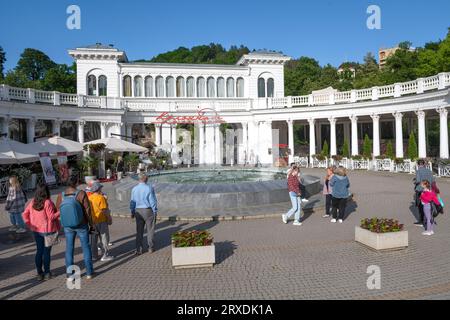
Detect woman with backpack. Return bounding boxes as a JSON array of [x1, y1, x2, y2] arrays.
[[5, 176, 28, 234], [56, 175, 95, 280], [22, 184, 60, 280], [419, 180, 441, 236]]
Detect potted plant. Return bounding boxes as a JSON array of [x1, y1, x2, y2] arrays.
[[171, 230, 215, 269], [124, 153, 140, 173], [355, 218, 408, 251], [78, 156, 99, 183]]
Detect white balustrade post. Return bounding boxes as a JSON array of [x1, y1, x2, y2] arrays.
[[287, 96, 292, 108], [438, 107, 449, 159], [77, 94, 85, 107], [372, 87, 379, 101], [350, 115, 359, 156], [53, 91, 60, 106], [394, 83, 401, 98], [308, 94, 314, 106], [417, 78, 424, 94], [27, 88, 35, 104], [371, 114, 380, 157], [329, 117, 337, 156], [287, 119, 294, 164], [350, 90, 357, 103], [329, 93, 335, 105], [100, 96, 107, 108], [308, 118, 316, 165], [393, 112, 404, 158], [438, 73, 447, 90], [417, 110, 427, 158]]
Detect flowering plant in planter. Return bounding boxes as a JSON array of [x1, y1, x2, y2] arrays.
[[172, 230, 213, 248], [313, 154, 327, 161], [360, 218, 404, 233]]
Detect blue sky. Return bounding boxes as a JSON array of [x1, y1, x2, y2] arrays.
[[1, 0, 449, 71]]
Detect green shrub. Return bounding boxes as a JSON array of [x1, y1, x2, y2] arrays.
[[385, 141, 394, 159], [342, 138, 350, 158], [362, 134, 372, 159], [321, 140, 329, 157], [407, 132, 418, 160], [172, 230, 213, 248]]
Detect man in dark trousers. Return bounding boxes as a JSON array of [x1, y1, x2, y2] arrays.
[[414, 159, 434, 227], [130, 173, 158, 255]]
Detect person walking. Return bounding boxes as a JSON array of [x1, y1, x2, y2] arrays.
[[86, 180, 113, 247], [5, 176, 28, 233], [282, 165, 302, 226], [130, 173, 158, 255], [287, 163, 309, 204], [22, 184, 60, 281], [419, 180, 440, 236], [87, 181, 114, 262], [56, 175, 95, 280], [322, 166, 335, 218], [329, 166, 350, 224], [414, 159, 434, 227]]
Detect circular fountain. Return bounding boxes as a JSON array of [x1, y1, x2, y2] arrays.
[[113, 168, 322, 218]]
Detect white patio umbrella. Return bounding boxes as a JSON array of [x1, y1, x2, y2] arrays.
[[0, 139, 40, 164], [84, 137, 148, 153], [31, 136, 84, 156]]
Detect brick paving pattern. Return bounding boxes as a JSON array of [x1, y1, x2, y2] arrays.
[[1, 169, 450, 300]]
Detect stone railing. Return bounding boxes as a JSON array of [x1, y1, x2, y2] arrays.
[[272, 72, 450, 108], [438, 163, 450, 177]]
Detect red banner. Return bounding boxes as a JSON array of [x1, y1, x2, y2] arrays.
[[154, 108, 225, 125]]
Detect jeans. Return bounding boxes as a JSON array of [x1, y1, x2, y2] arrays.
[[9, 212, 25, 228], [285, 192, 301, 222], [64, 225, 94, 276], [33, 232, 52, 275], [91, 222, 110, 259], [331, 197, 347, 220], [135, 208, 156, 252], [325, 194, 332, 216], [423, 203, 434, 232]]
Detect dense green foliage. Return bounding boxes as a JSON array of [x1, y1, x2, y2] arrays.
[[386, 141, 394, 159], [0, 46, 5, 80], [342, 138, 350, 158], [362, 135, 372, 159], [321, 140, 329, 157], [407, 132, 418, 160]]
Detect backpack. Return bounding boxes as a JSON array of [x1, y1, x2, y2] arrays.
[[431, 201, 444, 219], [60, 191, 85, 228]]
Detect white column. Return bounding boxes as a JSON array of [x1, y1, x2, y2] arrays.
[[247, 121, 259, 165], [78, 121, 85, 143], [438, 107, 449, 159], [198, 123, 205, 165], [393, 112, 404, 158], [329, 117, 337, 156], [215, 124, 222, 165], [171, 125, 177, 147], [53, 119, 61, 136], [350, 115, 358, 156], [371, 114, 380, 157], [287, 119, 294, 164], [161, 124, 172, 149], [308, 118, 316, 163], [154, 124, 161, 146], [417, 110, 427, 158], [27, 117, 36, 143], [100, 122, 108, 139], [241, 122, 248, 165], [126, 124, 133, 142], [204, 124, 215, 165], [1, 116, 10, 138]]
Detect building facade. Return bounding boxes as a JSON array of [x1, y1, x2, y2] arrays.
[[1, 44, 450, 166]]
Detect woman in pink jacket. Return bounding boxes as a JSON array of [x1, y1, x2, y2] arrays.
[[22, 184, 60, 281]]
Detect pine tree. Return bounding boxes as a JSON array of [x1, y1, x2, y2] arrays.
[[342, 138, 350, 158], [321, 140, 329, 157], [407, 132, 418, 160], [362, 134, 372, 159], [386, 140, 394, 159]]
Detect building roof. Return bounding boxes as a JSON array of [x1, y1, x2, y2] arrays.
[[236, 50, 291, 66]]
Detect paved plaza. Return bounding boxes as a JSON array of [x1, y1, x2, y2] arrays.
[[1, 169, 450, 300]]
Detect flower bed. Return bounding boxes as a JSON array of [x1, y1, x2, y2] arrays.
[[171, 230, 215, 269], [355, 218, 408, 251], [360, 218, 404, 233]]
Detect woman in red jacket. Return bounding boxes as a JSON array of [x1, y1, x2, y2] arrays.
[[419, 180, 440, 236], [22, 184, 60, 280], [282, 166, 302, 226]]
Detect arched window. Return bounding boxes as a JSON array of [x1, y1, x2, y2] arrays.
[[226, 77, 235, 97], [207, 77, 215, 98], [258, 78, 266, 98], [98, 75, 107, 96], [166, 76, 175, 97], [217, 77, 225, 97], [197, 77, 206, 97], [87, 75, 97, 96], [186, 77, 195, 97], [145, 76, 153, 97], [267, 78, 274, 98], [134, 76, 143, 97], [155, 76, 164, 97], [236, 77, 244, 97], [123, 76, 132, 97], [176, 77, 185, 97]]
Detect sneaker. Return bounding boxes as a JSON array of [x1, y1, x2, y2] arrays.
[[293, 221, 302, 226], [301, 198, 309, 203], [282, 214, 288, 224], [100, 255, 114, 262], [37, 274, 44, 281], [44, 273, 53, 280], [338, 219, 343, 224], [414, 222, 424, 227], [422, 231, 433, 236], [331, 219, 337, 223], [322, 214, 330, 218], [8, 226, 18, 232], [16, 228, 27, 234], [86, 274, 94, 280], [108, 243, 114, 247]]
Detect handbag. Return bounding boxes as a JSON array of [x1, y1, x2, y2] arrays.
[[42, 204, 60, 248], [5, 199, 13, 211]]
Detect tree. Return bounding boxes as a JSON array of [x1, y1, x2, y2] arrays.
[[386, 140, 394, 159], [15, 48, 56, 81], [321, 140, 329, 157], [407, 132, 418, 160], [342, 138, 350, 158], [0, 46, 6, 80], [41, 63, 76, 93], [362, 134, 372, 159]]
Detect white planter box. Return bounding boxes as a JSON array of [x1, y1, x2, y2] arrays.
[[355, 226, 408, 251], [172, 243, 215, 269]]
